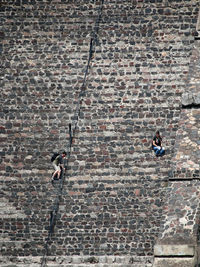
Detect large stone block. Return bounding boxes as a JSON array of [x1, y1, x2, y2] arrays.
[[182, 92, 200, 106], [154, 244, 195, 257]]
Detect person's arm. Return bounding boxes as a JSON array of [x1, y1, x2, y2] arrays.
[[59, 156, 63, 168], [60, 156, 66, 170], [153, 138, 161, 149], [152, 139, 158, 147]]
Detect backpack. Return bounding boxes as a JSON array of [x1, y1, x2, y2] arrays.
[[51, 153, 59, 162]]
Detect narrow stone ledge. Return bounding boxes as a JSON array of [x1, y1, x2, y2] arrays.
[[153, 238, 197, 267], [153, 256, 197, 267], [154, 244, 195, 257], [0, 256, 154, 266]]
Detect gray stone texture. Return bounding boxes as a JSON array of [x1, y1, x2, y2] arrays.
[[154, 181, 200, 252], [172, 41, 200, 179], [0, 0, 199, 266], [153, 257, 197, 267], [0, 256, 153, 267], [154, 39, 200, 266]]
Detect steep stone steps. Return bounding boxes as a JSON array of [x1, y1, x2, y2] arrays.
[[0, 177, 57, 257], [0, 256, 153, 267], [0, 0, 199, 264], [44, 177, 167, 256], [0, 0, 99, 181], [0, 264, 149, 267]]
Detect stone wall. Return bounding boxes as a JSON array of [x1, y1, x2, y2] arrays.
[[0, 0, 99, 258], [0, 0, 199, 266], [153, 38, 200, 267], [171, 41, 200, 179]]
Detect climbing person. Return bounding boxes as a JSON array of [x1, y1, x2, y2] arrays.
[[51, 151, 67, 181], [152, 130, 165, 157]]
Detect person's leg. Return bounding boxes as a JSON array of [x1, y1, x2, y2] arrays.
[[52, 164, 60, 179], [160, 147, 165, 156], [153, 147, 160, 156], [57, 166, 61, 179], [52, 170, 58, 179]]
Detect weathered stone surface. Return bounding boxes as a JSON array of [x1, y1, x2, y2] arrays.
[[171, 42, 200, 179], [0, 0, 199, 266], [154, 24, 200, 266], [153, 256, 197, 267], [154, 244, 195, 256], [182, 93, 194, 106], [155, 181, 200, 243], [194, 92, 200, 104], [182, 92, 200, 106], [0, 256, 153, 267], [153, 180, 200, 267]]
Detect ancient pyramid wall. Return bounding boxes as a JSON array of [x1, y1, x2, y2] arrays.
[[0, 0, 199, 266]]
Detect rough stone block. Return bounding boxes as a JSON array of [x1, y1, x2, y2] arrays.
[[154, 244, 195, 256], [182, 93, 194, 106], [182, 92, 200, 106], [153, 256, 197, 267]]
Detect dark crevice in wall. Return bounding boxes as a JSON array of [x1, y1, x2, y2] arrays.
[[41, 1, 104, 266], [168, 178, 200, 181], [182, 104, 200, 109]]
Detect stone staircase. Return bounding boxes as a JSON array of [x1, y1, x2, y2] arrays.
[[0, 256, 153, 267], [0, 0, 199, 266]]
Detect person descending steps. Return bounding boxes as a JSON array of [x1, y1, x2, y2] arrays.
[[51, 151, 67, 182]]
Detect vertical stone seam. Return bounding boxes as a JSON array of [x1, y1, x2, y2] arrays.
[[40, 1, 105, 266]]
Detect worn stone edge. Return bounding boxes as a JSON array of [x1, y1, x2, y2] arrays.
[[154, 244, 195, 256], [0, 256, 154, 265]]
